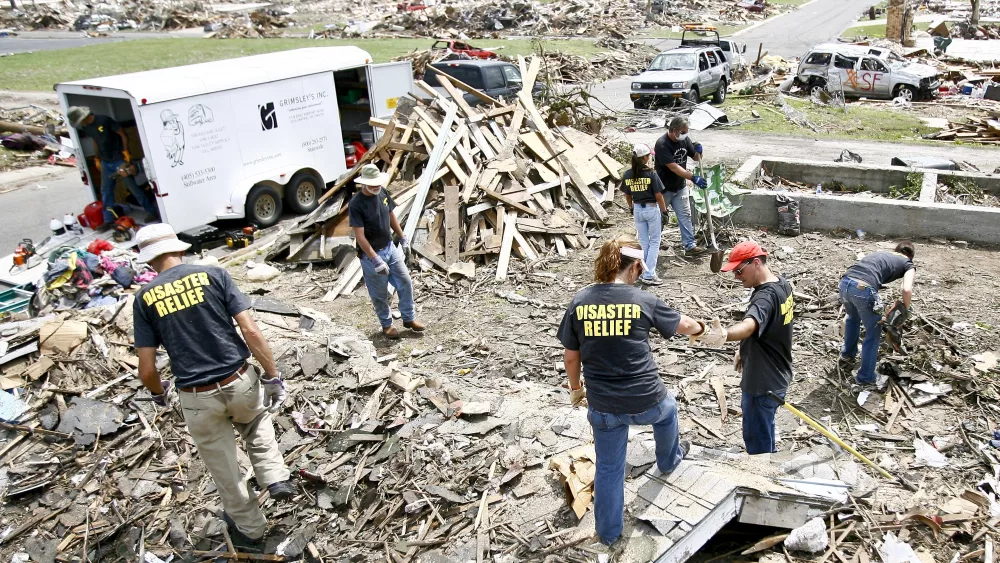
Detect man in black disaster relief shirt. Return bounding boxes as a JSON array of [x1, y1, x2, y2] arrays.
[[692, 241, 794, 455], [557, 237, 708, 545], [131, 224, 295, 551]]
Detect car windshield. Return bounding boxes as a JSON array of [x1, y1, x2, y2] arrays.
[[649, 53, 697, 71]]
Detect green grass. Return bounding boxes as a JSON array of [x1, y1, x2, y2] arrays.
[[840, 21, 931, 39], [724, 97, 937, 142], [0, 37, 601, 91]]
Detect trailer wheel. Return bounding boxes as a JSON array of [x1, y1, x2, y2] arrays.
[[246, 184, 283, 228], [286, 172, 322, 214]]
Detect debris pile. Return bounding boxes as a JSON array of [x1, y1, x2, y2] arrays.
[[936, 176, 1000, 207], [206, 10, 291, 39], [276, 56, 625, 298], [0, 106, 75, 172], [0, 2, 293, 33], [923, 115, 1000, 144]]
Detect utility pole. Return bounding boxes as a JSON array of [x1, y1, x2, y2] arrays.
[[971, 0, 981, 25]]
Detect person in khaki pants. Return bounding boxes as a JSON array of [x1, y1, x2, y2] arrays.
[[132, 224, 295, 551]]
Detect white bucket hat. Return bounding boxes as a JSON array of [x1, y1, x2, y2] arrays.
[[135, 223, 191, 263], [356, 163, 389, 187]]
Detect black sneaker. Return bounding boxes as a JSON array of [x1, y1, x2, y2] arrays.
[[221, 512, 264, 552], [267, 480, 296, 501], [679, 440, 691, 460], [837, 355, 856, 369]]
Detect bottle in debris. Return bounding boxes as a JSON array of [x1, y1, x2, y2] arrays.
[[63, 213, 82, 235], [816, 183, 823, 194], [856, 229, 866, 240], [49, 217, 66, 236]]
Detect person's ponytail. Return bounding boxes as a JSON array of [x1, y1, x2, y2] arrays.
[[594, 237, 643, 283]]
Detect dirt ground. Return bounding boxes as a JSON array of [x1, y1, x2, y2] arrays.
[[221, 200, 1000, 561]]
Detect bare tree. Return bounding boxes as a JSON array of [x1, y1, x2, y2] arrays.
[[971, 0, 980, 24]]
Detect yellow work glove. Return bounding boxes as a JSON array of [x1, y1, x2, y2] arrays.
[[122, 149, 132, 163], [93, 158, 102, 172], [570, 385, 587, 407]]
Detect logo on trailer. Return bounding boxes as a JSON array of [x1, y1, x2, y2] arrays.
[[259, 102, 278, 131]]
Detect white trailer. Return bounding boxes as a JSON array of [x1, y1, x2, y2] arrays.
[[55, 46, 413, 233]]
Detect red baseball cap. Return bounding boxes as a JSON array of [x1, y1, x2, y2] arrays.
[[720, 241, 768, 272]]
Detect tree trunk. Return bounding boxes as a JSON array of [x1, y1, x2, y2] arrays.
[[971, 0, 981, 24]]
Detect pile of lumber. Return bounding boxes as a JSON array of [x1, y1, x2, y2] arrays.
[[281, 56, 625, 299], [925, 116, 1000, 144]]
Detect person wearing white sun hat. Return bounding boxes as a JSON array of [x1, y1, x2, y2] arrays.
[[348, 163, 426, 339], [132, 223, 293, 551]]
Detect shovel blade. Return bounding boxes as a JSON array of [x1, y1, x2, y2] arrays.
[[710, 250, 724, 273]]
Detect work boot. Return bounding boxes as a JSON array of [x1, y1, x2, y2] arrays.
[[403, 319, 426, 332], [679, 440, 691, 460], [837, 355, 856, 370], [267, 480, 296, 501], [221, 513, 264, 552], [382, 326, 401, 339], [684, 246, 707, 257]]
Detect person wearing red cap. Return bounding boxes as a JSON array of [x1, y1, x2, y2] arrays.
[[693, 241, 794, 454]]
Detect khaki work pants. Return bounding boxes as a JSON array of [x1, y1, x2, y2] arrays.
[[177, 364, 289, 539]]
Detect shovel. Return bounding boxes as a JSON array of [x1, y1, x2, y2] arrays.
[[698, 164, 725, 273]]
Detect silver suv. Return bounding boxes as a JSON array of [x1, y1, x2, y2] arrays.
[[795, 43, 940, 101], [630, 45, 731, 108]]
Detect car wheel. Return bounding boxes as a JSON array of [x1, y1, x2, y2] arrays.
[[712, 79, 727, 104], [809, 80, 827, 97], [285, 171, 322, 215], [895, 84, 917, 102], [246, 184, 283, 228], [684, 88, 700, 104]]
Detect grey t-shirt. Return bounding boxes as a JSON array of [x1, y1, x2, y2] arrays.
[[133, 265, 251, 388], [557, 284, 681, 414], [740, 278, 794, 396], [844, 251, 914, 290]]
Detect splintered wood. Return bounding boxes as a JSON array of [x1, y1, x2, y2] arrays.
[[312, 55, 622, 284]]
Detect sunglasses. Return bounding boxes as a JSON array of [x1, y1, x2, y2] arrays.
[[734, 257, 759, 275]]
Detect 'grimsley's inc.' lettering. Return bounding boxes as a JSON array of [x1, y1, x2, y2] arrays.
[[576, 303, 642, 337], [142, 272, 211, 318]]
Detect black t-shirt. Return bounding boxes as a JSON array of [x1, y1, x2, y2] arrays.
[[80, 115, 125, 162], [133, 265, 251, 389], [557, 284, 681, 414], [654, 134, 697, 193], [348, 188, 397, 256], [844, 251, 914, 290], [620, 168, 666, 205], [740, 277, 794, 396]]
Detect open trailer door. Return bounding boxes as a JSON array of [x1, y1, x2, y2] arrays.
[[366, 62, 414, 139]]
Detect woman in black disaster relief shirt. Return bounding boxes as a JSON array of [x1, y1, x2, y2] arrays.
[[620, 143, 668, 286], [557, 237, 708, 546]]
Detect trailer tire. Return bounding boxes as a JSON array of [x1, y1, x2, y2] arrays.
[[246, 184, 283, 228], [286, 172, 322, 215]]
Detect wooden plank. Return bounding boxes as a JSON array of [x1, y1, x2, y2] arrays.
[[466, 201, 496, 215], [463, 165, 484, 203], [387, 142, 424, 153], [436, 74, 482, 121], [444, 182, 460, 264], [554, 236, 568, 257], [468, 122, 497, 160], [486, 105, 516, 118], [322, 258, 362, 301], [510, 224, 539, 261], [478, 124, 505, 155], [413, 244, 449, 272], [428, 66, 502, 106], [369, 117, 391, 129], [385, 122, 415, 184], [481, 185, 539, 216], [527, 176, 571, 195], [497, 106, 525, 159], [495, 212, 517, 281], [404, 104, 458, 240], [516, 90, 608, 222]]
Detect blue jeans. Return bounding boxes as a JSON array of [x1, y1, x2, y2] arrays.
[[741, 390, 785, 455], [666, 188, 696, 250], [839, 277, 882, 383], [360, 242, 415, 329], [588, 395, 683, 544], [100, 157, 158, 222], [633, 204, 662, 280]]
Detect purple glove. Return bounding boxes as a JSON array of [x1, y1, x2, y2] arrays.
[[152, 380, 173, 407], [260, 376, 286, 413], [371, 254, 389, 275]]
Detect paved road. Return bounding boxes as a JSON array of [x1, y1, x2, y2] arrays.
[[590, 0, 881, 111], [0, 36, 122, 54], [0, 168, 90, 254]]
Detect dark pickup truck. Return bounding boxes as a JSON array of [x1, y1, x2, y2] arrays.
[[421, 60, 543, 106]]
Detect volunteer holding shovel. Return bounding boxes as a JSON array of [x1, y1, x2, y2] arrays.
[[557, 237, 709, 545]]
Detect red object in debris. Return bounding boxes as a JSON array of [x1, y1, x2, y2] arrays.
[[351, 141, 368, 159], [738, 0, 766, 12], [83, 201, 105, 229], [431, 39, 499, 60], [397, 1, 426, 11], [87, 239, 114, 255]]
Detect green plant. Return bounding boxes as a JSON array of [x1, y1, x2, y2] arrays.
[[889, 173, 923, 200], [605, 141, 634, 166]]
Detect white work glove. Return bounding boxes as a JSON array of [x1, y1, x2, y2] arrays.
[[371, 254, 390, 276], [733, 350, 743, 373], [399, 235, 412, 262], [151, 379, 174, 407], [260, 375, 286, 413], [569, 385, 587, 407], [690, 318, 728, 348]]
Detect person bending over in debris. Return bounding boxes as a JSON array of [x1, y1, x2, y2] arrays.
[[693, 241, 794, 455], [620, 143, 669, 286], [557, 237, 708, 545], [132, 224, 295, 551], [66, 106, 159, 223], [349, 163, 425, 339], [654, 116, 707, 257], [839, 241, 916, 385]]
